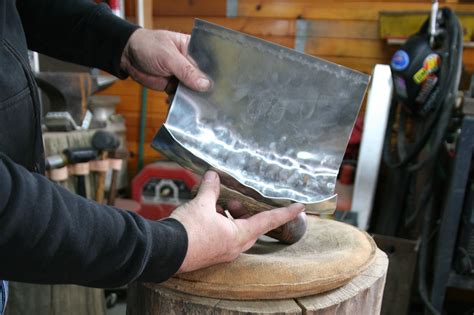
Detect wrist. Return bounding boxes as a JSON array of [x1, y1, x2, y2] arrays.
[[120, 28, 142, 76]]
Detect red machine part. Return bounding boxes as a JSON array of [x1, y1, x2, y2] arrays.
[[132, 162, 200, 220]]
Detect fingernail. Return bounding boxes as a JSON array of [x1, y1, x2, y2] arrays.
[[203, 171, 217, 182], [197, 78, 210, 91]]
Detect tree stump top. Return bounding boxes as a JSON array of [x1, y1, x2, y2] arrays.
[[150, 216, 378, 300]]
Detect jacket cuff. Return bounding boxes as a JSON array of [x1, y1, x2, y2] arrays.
[[89, 5, 140, 79], [138, 218, 188, 283]]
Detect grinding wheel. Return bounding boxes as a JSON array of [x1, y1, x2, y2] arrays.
[[159, 215, 377, 300]]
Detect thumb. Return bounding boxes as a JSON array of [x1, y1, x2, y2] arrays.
[[167, 54, 211, 92], [243, 203, 305, 240], [195, 171, 220, 205]]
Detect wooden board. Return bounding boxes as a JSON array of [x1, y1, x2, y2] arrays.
[[304, 37, 397, 59], [302, 19, 379, 40], [127, 249, 388, 314], [236, 1, 474, 21], [154, 17, 296, 37], [380, 11, 474, 41], [154, 0, 227, 17]]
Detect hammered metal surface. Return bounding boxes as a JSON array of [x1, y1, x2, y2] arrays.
[[153, 19, 369, 211]]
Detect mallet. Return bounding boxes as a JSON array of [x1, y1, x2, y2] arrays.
[[91, 130, 120, 204], [63, 148, 98, 198]]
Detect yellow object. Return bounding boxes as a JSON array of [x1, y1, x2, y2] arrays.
[[380, 12, 474, 42]]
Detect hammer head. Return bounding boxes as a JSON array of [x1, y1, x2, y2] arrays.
[[92, 130, 120, 152], [45, 154, 66, 170], [63, 148, 98, 164]]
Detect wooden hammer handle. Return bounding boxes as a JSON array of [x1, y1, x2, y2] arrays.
[[195, 185, 307, 244]]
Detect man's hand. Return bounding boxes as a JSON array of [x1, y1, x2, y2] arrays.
[[121, 29, 210, 92], [171, 171, 305, 273]]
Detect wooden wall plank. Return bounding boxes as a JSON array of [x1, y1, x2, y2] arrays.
[[380, 12, 474, 41], [126, 127, 160, 143], [304, 38, 397, 59], [153, 0, 227, 17], [237, 1, 474, 21], [303, 20, 379, 39], [120, 111, 166, 128], [154, 17, 296, 36]]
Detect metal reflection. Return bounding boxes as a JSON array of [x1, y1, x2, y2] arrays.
[[152, 19, 369, 214]]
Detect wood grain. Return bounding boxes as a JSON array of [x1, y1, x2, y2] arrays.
[[237, 1, 474, 21], [304, 37, 397, 59], [154, 17, 296, 36], [154, 0, 227, 16]]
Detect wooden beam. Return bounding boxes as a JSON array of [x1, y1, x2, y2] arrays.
[[153, 17, 296, 37], [380, 12, 474, 41], [236, 1, 474, 21], [143, 0, 153, 28], [154, 0, 227, 17], [304, 37, 398, 59], [302, 19, 379, 40]]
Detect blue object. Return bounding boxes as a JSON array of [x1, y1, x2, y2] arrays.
[[391, 50, 410, 71], [0, 280, 8, 315]]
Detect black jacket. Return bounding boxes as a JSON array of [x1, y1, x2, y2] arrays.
[[0, 0, 188, 287]]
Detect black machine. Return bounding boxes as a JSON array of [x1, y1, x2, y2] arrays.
[[371, 1, 474, 314]]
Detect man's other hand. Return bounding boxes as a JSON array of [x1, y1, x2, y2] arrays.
[[171, 171, 305, 273], [121, 29, 211, 92]]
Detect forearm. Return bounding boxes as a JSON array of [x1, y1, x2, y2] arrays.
[[0, 153, 187, 287], [16, 0, 139, 78]]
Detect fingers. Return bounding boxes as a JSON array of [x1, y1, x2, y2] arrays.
[[195, 171, 220, 207], [175, 33, 191, 56], [165, 53, 211, 92], [226, 199, 250, 219], [240, 203, 305, 240], [128, 66, 169, 90]]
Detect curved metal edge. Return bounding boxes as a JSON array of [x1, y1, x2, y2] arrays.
[[151, 125, 336, 214]]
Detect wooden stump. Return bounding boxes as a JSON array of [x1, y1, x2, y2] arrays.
[[127, 216, 388, 314]]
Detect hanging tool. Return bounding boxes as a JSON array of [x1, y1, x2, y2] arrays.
[[91, 130, 120, 204], [45, 154, 69, 187], [107, 149, 128, 206], [63, 148, 98, 198], [429, 0, 440, 48]]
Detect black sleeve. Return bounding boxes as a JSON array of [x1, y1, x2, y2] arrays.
[[16, 0, 140, 78], [0, 153, 187, 287]]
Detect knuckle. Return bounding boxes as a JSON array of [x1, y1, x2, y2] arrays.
[[180, 64, 196, 82]]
